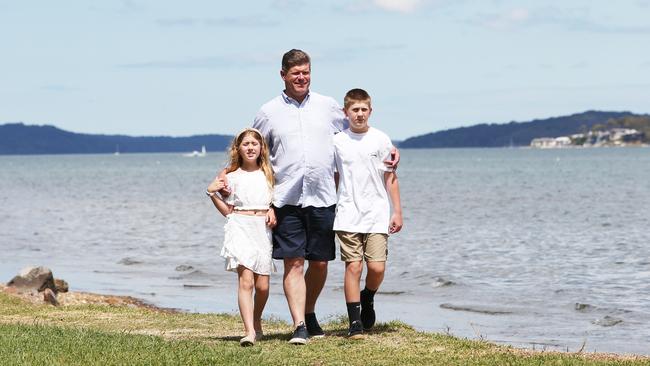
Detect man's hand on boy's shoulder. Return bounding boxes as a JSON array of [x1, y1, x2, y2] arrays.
[[384, 146, 400, 170]]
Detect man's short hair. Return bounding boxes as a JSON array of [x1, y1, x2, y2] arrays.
[[282, 49, 311, 71], [344, 88, 372, 109]]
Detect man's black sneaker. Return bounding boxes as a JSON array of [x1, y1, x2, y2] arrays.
[[347, 320, 365, 339], [305, 313, 325, 338], [360, 291, 376, 331], [288, 322, 308, 345]]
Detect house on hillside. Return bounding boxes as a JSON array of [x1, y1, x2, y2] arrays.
[[532, 128, 643, 148], [610, 128, 644, 145], [530, 137, 572, 148]]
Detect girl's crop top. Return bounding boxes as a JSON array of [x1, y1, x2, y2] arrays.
[[224, 169, 272, 210]]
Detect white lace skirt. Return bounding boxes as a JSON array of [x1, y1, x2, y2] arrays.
[[221, 213, 276, 275]]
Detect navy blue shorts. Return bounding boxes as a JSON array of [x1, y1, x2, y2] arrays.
[[272, 205, 336, 261]]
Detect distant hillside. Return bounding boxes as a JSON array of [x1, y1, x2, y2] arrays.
[[0, 123, 233, 155], [399, 111, 644, 148], [4, 111, 649, 155]]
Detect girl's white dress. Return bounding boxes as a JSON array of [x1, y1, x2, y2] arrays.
[[221, 168, 276, 275]]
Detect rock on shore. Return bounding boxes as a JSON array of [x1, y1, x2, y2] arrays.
[[2, 266, 165, 310]]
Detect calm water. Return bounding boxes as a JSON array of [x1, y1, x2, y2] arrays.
[[1, 148, 649, 355]]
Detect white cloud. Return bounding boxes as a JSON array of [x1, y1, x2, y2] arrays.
[[118, 53, 278, 70], [474, 6, 650, 34], [156, 17, 278, 28], [271, 0, 306, 10], [373, 0, 423, 13], [483, 8, 530, 30]]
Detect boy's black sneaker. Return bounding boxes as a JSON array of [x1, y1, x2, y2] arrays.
[[288, 322, 308, 345], [360, 291, 376, 331], [347, 320, 365, 340], [305, 313, 325, 338]]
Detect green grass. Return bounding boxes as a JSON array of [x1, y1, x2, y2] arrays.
[[0, 292, 647, 366]]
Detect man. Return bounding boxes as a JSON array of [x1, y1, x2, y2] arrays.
[[246, 49, 398, 344]]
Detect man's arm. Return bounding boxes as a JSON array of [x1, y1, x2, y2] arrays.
[[384, 146, 400, 170], [266, 207, 277, 228], [384, 171, 403, 234]]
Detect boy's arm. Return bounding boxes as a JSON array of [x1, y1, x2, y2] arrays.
[[207, 178, 234, 217], [384, 171, 403, 234]]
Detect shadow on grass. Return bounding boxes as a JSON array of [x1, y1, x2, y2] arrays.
[[325, 321, 404, 338], [210, 321, 403, 344], [210, 332, 290, 343]]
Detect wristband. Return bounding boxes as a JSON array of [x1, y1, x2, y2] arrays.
[[206, 190, 216, 197]]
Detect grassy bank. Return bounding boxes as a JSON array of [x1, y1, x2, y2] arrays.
[[0, 291, 646, 365]]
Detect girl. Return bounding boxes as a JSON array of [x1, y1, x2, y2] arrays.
[[206, 128, 276, 347]]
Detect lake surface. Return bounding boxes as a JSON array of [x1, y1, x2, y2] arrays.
[[1, 148, 649, 355]]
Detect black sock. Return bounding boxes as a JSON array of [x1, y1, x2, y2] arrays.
[[361, 287, 377, 303], [305, 312, 317, 324], [346, 302, 361, 324]]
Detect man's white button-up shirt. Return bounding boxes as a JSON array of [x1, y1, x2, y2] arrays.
[[253, 91, 348, 208]]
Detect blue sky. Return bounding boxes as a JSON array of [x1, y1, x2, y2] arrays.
[[1, 0, 649, 140]]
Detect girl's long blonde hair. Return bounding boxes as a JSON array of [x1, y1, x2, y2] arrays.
[[226, 128, 274, 189]]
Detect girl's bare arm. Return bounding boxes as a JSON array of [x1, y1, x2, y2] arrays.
[[207, 178, 233, 217]]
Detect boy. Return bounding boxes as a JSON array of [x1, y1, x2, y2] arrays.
[[333, 88, 403, 339]]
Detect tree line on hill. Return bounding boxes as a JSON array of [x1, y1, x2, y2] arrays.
[[398, 111, 649, 148], [1, 111, 649, 154], [0, 123, 232, 155]]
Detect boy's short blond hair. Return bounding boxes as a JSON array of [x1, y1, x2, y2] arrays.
[[344, 88, 372, 110]]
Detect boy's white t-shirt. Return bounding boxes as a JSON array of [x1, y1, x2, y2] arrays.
[[333, 127, 394, 234]]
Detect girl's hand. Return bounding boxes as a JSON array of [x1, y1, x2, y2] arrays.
[[266, 207, 277, 229], [217, 170, 231, 197], [207, 178, 227, 195]]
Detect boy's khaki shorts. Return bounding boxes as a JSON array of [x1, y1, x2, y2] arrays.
[[336, 231, 388, 262]]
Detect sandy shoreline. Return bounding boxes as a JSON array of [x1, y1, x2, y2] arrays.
[[0, 282, 173, 312]]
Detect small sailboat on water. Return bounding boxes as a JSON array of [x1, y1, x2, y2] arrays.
[[184, 145, 206, 157]]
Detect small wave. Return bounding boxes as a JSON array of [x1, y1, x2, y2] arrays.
[[175, 265, 195, 272], [592, 315, 623, 327], [137, 291, 156, 296], [440, 303, 513, 315], [183, 284, 212, 288], [93, 270, 127, 274], [574, 303, 594, 312], [431, 277, 455, 288], [379, 290, 406, 295], [574, 303, 632, 316], [118, 257, 143, 266], [169, 269, 210, 280]]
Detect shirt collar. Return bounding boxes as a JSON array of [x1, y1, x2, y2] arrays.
[[282, 91, 311, 106]]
